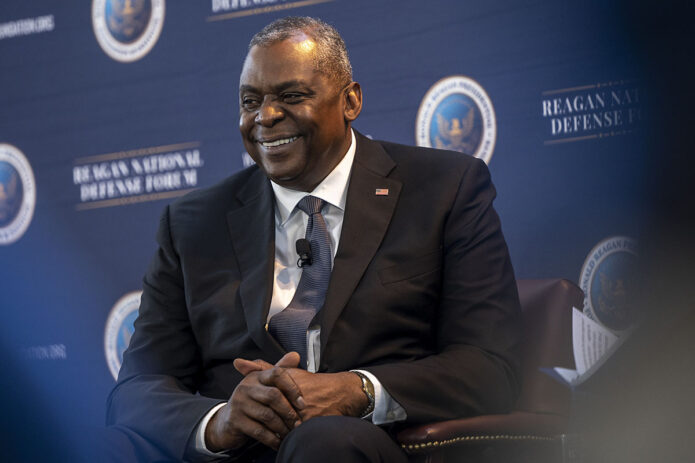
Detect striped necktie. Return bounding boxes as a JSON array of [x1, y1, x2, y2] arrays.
[[268, 195, 332, 367]]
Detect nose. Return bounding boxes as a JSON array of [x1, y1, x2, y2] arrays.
[[255, 96, 284, 127]]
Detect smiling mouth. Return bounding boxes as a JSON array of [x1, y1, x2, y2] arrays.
[[259, 136, 298, 148]]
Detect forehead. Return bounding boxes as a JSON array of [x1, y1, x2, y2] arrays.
[[240, 35, 320, 87]]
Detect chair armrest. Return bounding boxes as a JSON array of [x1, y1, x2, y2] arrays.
[[397, 411, 569, 453]]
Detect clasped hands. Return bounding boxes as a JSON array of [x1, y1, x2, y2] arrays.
[[205, 352, 367, 452]]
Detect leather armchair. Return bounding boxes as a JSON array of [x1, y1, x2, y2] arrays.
[[397, 279, 583, 463]]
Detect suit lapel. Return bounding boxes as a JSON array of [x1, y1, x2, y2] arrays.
[[320, 133, 402, 355], [226, 169, 285, 359]]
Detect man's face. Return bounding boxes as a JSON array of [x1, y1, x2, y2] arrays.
[[239, 34, 359, 192]]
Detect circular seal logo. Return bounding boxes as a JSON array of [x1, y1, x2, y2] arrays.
[[0, 144, 36, 245], [579, 236, 638, 332], [92, 0, 165, 63], [416, 75, 497, 164], [104, 291, 142, 380]]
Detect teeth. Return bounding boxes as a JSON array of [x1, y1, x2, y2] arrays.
[[261, 136, 298, 148]]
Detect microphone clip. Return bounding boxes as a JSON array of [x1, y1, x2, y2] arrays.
[[296, 238, 313, 268]]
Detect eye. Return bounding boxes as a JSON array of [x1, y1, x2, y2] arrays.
[[241, 96, 260, 110], [282, 93, 305, 104]]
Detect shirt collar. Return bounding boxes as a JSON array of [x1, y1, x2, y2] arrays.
[[271, 129, 356, 226]]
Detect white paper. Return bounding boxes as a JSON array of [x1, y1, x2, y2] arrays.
[[548, 307, 623, 387], [572, 307, 620, 374], [552, 367, 581, 384]]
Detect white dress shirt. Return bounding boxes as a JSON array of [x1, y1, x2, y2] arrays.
[[193, 130, 405, 457]]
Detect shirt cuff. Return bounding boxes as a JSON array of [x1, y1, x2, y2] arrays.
[[352, 369, 407, 425], [192, 402, 230, 458]]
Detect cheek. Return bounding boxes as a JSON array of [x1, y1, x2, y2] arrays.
[[239, 113, 251, 134]]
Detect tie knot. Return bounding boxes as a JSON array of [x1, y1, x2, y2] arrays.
[[296, 195, 325, 216]]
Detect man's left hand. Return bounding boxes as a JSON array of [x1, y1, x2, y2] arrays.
[[234, 355, 368, 422], [284, 369, 366, 420]]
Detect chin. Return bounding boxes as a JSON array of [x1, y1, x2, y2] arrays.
[[261, 158, 302, 178], [263, 167, 300, 185]]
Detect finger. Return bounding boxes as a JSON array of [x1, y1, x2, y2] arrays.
[[253, 358, 274, 369], [258, 367, 306, 412], [274, 351, 300, 368], [235, 353, 298, 376], [242, 402, 293, 437], [247, 383, 303, 430], [234, 352, 298, 374], [235, 414, 283, 451], [234, 358, 268, 376], [205, 403, 249, 452]]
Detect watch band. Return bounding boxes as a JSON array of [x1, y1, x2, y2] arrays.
[[354, 371, 375, 417]]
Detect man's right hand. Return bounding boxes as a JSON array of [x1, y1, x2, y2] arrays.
[[204, 352, 306, 452]]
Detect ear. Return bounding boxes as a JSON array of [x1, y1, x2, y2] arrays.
[[343, 82, 363, 122]]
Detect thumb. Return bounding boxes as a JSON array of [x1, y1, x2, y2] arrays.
[[233, 357, 272, 376], [275, 351, 301, 368]]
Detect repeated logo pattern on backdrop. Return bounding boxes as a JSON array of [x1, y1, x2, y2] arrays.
[[0, 144, 35, 245], [104, 291, 142, 380], [580, 236, 638, 333], [541, 80, 643, 146], [208, 0, 335, 21], [72, 142, 204, 211], [416, 76, 497, 164], [92, 0, 165, 62]]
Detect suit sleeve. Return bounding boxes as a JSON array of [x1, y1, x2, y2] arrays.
[[106, 205, 223, 460], [364, 159, 522, 424]]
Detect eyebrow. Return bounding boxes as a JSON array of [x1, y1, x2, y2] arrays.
[[239, 80, 314, 94]]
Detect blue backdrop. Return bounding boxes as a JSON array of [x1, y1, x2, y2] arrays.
[[0, 0, 650, 437]]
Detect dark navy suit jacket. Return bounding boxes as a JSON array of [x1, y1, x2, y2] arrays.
[[106, 131, 522, 460]]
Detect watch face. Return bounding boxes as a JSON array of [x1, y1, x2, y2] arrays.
[[364, 378, 375, 397], [357, 372, 375, 409]]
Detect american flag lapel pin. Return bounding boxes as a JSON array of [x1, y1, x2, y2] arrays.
[[375, 188, 389, 196]]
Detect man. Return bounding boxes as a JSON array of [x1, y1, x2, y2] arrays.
[[107, 16, 521, 462]]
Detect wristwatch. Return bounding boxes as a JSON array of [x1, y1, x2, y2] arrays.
[[354, 371, 375, 417]]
